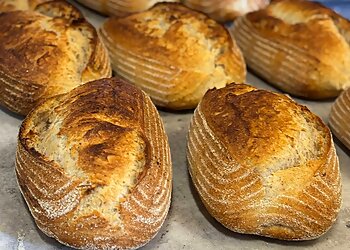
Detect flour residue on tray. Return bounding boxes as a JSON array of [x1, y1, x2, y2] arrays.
[[17, 230, 25, 250]]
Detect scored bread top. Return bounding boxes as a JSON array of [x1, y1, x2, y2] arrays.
[[247, 0, 350, 65], [202, 84, 329, 175], [0, 1, 111, 115], [16, 78, 172, 249], [232, 0, 350, 98], [0, 0, 48, 11], [100, 3, 246, 109], [188, 83, 341, 240]]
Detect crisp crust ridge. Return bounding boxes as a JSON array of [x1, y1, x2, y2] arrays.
[[330, 88, 350, 150]]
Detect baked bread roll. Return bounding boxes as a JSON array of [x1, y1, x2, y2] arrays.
[[187, 83, 341, 240], [0, 0, 47, 12], [100, 3, 246, 110], [0, 1, 111, 115], [75, 0, 179, 17], [16, 77, 172, 249], [231, 0, 350, 99], [183, 0, 270, 22], [329, 87, 350, 150]]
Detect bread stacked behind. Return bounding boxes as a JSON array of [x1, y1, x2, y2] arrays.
[[16, 77, 172, 249], [187, 83, 341, 240], [330, 88, 350, 150], [0, 0, 48, 12], [75, 0, 179, 17], [183, 0, 270, 22], [0, 0, 111, 115], [100, 3, 246, 110], [231, 0, 350, 99]]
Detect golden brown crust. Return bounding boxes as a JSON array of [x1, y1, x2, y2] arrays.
[[187, 83, 341, 240], [0, 1, 111, 115], [16, 78, 172, 249], [329, 88, 350, 150], [183, 0, 270, 22], [100, 3, 246, 110], [0, 0, 49, 12], [231, 0, 350, 99], [75, 0, 179, 17]]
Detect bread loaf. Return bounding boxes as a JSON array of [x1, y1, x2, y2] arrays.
[[187, 83, 341, 240], [100, 3, 246, 110], [0, 0, 111, 115], [0, 0, 47, 12], [330, 87, 350, 150], [75, 0, 179, 17], [16, 77, 172, 249], [183, 0, 270, 22], [231, 0, 350, 99]]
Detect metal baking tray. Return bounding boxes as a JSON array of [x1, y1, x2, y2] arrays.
[[0, 1, 349, 249]]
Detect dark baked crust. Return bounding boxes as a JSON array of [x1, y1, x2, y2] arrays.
[[187, 83, 341, 240], [16, 78, 172, 249], [0, 1, 111, 115]]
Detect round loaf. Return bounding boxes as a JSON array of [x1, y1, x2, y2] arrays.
[[183, 0, 270, 22], [0, 1, 111, 115], [329, 87, 350, 150], [75, 0, 179, 17], [187, 83, 341, 240], [0, 0, 48, 12], [100, 3, 246, 110], [16, 77, 172, 249], [231, 0, 350, 99]]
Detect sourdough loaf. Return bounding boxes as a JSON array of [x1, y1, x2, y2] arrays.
[[0, 0, 48, 11], [75, 0, 179, 17], [187, 83, 341, 240], [0, 0, 111, 115], [330, 87, 350, 150], [183, 0, 270, 22], [100, 3, 246, 110], [231, 0, 350, 99], [16, 77, 172, 249]]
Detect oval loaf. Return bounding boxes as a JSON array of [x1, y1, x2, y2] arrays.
[[75, 0, 179, 17], [16, 78, 172, 249], [329, 87, 350, 150], [0, 0, 111, 115], [187, 83, 341, 240], [183, 0, 270, 22], [100, 3, 246, 110], [231, 0, 350, 99]]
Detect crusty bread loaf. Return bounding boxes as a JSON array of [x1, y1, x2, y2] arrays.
[[183, 0, 270, 22], [231, 0, 350, 99], [0, 0, 111, 115], [329, 87, 350, 150], [187, 83, 341, 240], [75, 0, 179, 17], [0, 0, 48, 12], [16, 77, 172, 250], [100, 3, 246, 110]]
